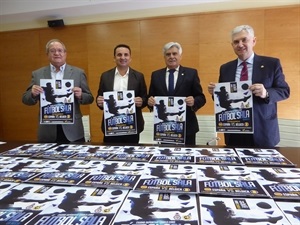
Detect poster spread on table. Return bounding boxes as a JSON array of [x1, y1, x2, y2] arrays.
[[103, 91, 137, 136], [199, 196, 290, 225], [113, 190, 200, 225], [40, 79, 74, 124], [213, 81, 253, 133], [153, 96, 186, 144]]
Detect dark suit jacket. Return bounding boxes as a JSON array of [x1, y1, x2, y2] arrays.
[[22, 64, 94, 142], [219, 54, 290, 147], [97, 67, 148, 134], [148, 66, 206, 135]]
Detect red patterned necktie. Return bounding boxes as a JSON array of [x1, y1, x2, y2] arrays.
[[240, 61, 248, 81]]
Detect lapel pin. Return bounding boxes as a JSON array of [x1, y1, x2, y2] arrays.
[[181, 73, 184, 76], [261, 65, 264, 68]]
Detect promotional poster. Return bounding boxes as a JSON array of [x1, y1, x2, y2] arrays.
[[248, 167, 300, 200], [194, 148, 244, 165], [150, 147, 195, 164], [275, 201, 300, 225], [78, 161, 146, 189], [199, 196, 290, 225], [103, 90, 137, 136], [26, 186, 128, 225], [0, 143, 56, 157], [40, 79, 74, 124], [134, 163, 197, 193], [235, 148, 295, 167], [113, 190, 199, 225], [197, 165, 269, 197], [214, 81, 253, 133], [153, 96, 186, 144]]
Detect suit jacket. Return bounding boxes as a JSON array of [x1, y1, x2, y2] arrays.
[[148, 66, 206, 135], [219, 54, 290, 147], [97, 67, 148, 134], [22, 64, 94, 142]]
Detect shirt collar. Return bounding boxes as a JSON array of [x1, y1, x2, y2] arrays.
[[115, 67, 129, 77], [238, 53, 254, 66], [167, 66, 180, 72], [50, 63, 66, 73]]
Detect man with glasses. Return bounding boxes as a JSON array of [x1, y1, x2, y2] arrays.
[[208, 25, 290, 148], [22, 39, 94, 143]]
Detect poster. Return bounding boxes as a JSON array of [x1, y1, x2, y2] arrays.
[[153, 96, 186, 144], [103, 91, 137, 136], [40, 79, 74, 124], [214, 81, 253, 133]]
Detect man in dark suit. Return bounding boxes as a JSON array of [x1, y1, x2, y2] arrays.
[[208, 25, 290, 148], [96, 44, 147, 144], [22, 39, 94, 143], [148, 42, 206, 145]]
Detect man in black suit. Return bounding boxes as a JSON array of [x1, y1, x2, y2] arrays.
[[208, 25, 290, 147], [148, 42, 206, 145], [96, 44, 147, 144]]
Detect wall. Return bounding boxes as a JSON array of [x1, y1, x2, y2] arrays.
[[0, 5, 299, 143]]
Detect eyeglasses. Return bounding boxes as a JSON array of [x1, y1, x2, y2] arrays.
[[49, 48, 65, 54]]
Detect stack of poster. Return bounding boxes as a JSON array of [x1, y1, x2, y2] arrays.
[[78, 161, 146, 189], [199, 196, 291, 225], [150, 147, 195, 164], [248, 167, 300, 200], [213, 81, 253, 133], [113, 190, 199, 225], [235, 148, 295, 167], [197, 164, 269, 197], [275, 201, 300, 225], [40, 79, 74, 124], [153, 96, 186, 144], [194, 147, 244, 165], [0, 143, 56, 157], [134, 163, 198, 193], [103, 90, 137, 136]]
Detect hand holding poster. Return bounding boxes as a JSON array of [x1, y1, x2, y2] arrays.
[[103, 91, 137, 136], [40, 79, 74, 124], [213, 81, 253, 133]]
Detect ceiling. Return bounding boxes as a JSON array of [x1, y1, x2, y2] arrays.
[[0, 0, 299, 31]]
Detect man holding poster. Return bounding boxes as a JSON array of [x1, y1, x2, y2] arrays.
[[148, 42, 206, 145], [22, 39, 94, 143], [208, 25, 290, 147]]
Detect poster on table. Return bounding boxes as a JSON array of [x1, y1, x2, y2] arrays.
[[103, 90, 137, 136], [113, 190, 200, 225], [199, 196, 290, 225], [213, 81, 253, 133], [40, 79, 74, 124], [153, 96, 186, 144]]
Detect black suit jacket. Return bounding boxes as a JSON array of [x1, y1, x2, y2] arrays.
[[148, 66, 206, 135], [219, 54, 290, 147], [97, 67, 148, 134]]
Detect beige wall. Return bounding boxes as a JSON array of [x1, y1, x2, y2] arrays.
[[0, 5, 299, 143]]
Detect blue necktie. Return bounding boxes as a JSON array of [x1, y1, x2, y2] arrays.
[[168, 69, 175, 95]]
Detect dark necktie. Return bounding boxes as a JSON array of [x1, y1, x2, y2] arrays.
[[168, 69, 175, 95], [240, 61, 248, 81]]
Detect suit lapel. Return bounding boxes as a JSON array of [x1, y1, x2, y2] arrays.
[[160, 69, 168, 94], [175, 66, 185, 92], [43, 66, 52, 79], [252, 55, 265, 83], [63, 65, 72, 79]]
